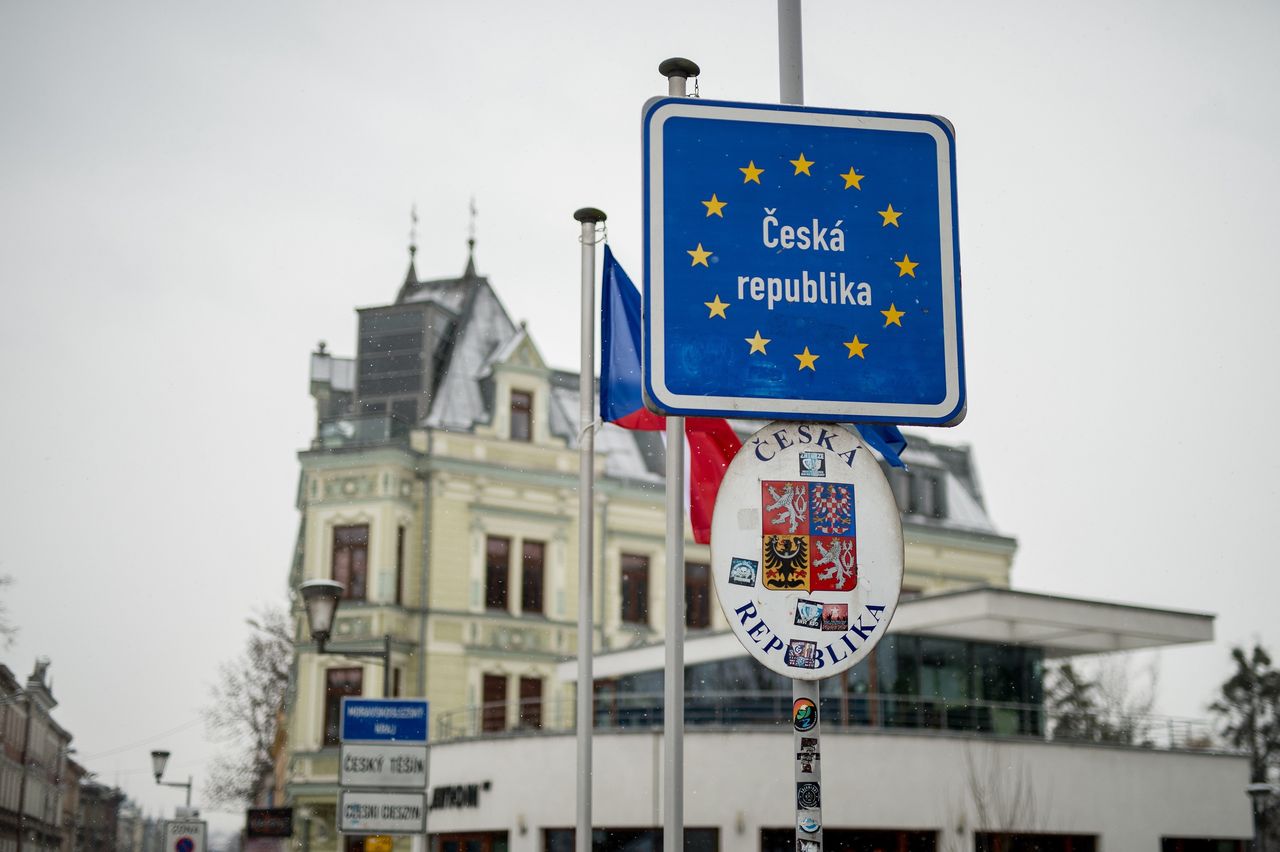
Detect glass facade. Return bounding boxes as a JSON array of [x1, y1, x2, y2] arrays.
[[594, 634, 1043, 736]]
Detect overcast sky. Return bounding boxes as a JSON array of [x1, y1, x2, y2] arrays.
[[2, 0, 1278, 830]]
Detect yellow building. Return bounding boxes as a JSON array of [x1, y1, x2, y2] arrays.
[[282, 241, 1019, 849]]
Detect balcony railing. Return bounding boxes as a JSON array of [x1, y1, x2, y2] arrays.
[[433, 691, 1218, 753], [314, 414, 413, 449]]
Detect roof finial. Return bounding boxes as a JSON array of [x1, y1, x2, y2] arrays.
[[409, 203, 419, 260], [464, 196, 477, 277], [400, 204, 420, 295]]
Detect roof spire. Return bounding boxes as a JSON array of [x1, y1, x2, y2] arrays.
[[464, 195, 477, 278], [404, 203, 420, 289]]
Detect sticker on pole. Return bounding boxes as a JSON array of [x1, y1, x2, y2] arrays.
[[711, 421, 903, 679]]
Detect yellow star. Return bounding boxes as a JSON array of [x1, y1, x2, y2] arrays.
[[881, 304, 905, 327], [878, 204, 903, 227], [704, 295, 729, 319], [744, 330, 770, 354], [895, 254, 919, 278], [688, 243, 712, 267], [740, 161, 764, 184], [702, 194, 727, 217], [794, 347, 819, 371], [843, 336, 868, 359], [790, 153, 814, 176], [839, 167, 864, 190]]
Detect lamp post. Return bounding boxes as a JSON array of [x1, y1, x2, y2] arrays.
[[1247, 782, 1278, 852], [149, 750, 193, 808], [299, 579, 394, 695]]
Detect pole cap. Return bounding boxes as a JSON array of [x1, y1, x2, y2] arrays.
[[573, 207, 607, 223], [659, 57, 700, 80]]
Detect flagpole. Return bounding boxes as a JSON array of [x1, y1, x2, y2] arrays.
[[657, 56, 699, 852], [574, 206, 606, 852], [776, 4, 823, 849]]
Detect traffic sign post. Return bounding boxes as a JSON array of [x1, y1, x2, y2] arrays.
[[163, 819, 207, 852], [643, 97, 964, 425], [710, 420, 905, 851], [338, 698, 430, 842]]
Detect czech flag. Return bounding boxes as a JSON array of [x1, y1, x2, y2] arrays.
[[600, 246, 742, 545]]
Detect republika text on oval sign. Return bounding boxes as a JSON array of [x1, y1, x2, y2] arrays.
[[711, 421, 904, 680]]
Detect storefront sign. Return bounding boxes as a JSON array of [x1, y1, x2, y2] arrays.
[[246, 808, 293, 838]]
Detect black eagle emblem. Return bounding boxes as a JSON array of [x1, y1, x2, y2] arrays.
[[763, 535, 809, 589]]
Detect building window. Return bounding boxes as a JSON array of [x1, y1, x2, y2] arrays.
[[518, 677, 543, 729], [485, 537, 510, 611], [482, 675, 507, 733], [620, 554, 650, 626], [395, 526, 406, 606], [323, 668, 363, 746], [332, 525, 369, 600], [510, 390, 532, 441], [521, 541, 545, 615], [976, 833, 1096, 852], [685, 562, 710, 629]]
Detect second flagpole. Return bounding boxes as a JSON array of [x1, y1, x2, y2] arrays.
[[574, 206, 606, 852]]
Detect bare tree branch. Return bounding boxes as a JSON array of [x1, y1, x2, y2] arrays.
[[202, 604, 292, 806]]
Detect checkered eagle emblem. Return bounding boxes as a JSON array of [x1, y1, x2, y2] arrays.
[[762, 481, 857, 592]]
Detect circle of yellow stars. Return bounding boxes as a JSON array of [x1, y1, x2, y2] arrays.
[[685, 150, 924, 372]]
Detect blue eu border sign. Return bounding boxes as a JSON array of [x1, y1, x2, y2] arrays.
[[642, 98, 965, 425], [340, 697, 429, 744]]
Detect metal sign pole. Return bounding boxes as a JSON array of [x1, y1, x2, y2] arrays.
[[793, 680, 823, 849], [574, 207, 607, 852], [658, 54, 699, 852], [777, 3, 821, 849]]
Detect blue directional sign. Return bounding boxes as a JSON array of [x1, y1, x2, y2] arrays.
[[642, 98, 964, 425], [340, 697, 429, 744]]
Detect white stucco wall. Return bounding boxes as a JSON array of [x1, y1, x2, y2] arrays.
[[422, 729, 1251, 850]]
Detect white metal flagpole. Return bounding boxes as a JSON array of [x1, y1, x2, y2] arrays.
[[574, 206, 606, 852], [658, 54, 699, 852]]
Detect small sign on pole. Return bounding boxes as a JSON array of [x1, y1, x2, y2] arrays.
[[339, 790, 428, 836], [340, 743, 429, 788], [340, 697, 429, 744], [163, 820, 207, 852]]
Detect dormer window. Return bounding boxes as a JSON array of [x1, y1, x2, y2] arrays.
[[510, 390, 532, 441]]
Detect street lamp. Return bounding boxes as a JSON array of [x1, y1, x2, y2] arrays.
[[299, 579, 393, 695], [1247, 782, 1279, 852], [150, 749, 193, 808]]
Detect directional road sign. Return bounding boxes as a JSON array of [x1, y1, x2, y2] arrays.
[[340, 743, 429, 788], [339, 790, 428, 835], [340, 697, 428, 743], [643, 98, 964, 425]]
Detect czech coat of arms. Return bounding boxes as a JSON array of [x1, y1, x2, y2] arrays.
[[761, 481, 857, 592]]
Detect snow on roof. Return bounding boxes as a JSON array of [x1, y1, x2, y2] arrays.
[[426, 279, 517, 430]]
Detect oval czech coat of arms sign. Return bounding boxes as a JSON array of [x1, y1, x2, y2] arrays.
[[711, 421, 904, 680]]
